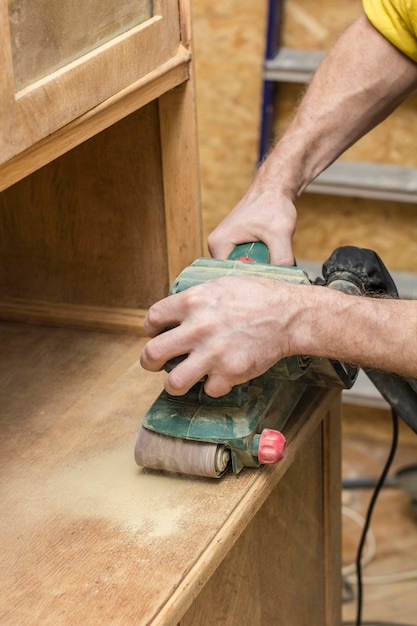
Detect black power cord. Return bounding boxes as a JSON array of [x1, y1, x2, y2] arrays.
[[349, 409, 400, 626], [321, 247, 417, 626]]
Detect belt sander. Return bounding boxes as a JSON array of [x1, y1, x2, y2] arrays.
[[135, 242, 358, 478]]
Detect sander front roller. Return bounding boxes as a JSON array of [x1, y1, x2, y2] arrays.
[[134, 243, 358, 478], [135, 423, 285, 478]]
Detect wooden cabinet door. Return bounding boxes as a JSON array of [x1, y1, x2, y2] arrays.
[[1, 0, 181, 164]]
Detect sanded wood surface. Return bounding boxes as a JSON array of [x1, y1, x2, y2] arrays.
[[0, 323, 341, 625]]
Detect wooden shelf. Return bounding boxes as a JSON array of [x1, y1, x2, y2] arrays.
[[309, 160, 417, 204], [0, 322, 342, 625], [0, 48, 191, 192]]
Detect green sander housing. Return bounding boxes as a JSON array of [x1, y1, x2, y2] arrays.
[[134, 243, 358, 478]]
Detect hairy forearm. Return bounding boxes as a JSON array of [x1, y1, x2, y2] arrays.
[[141, 268, 417, 396], [255, 14, 417, 199], [291, 285, 417, 378]]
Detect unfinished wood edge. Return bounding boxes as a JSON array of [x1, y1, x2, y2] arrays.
[[155, 388, 339, 626], [178, 0, 192, 48], [0, 46, 191, 192], [323, 394, 343, 626], [158, 63, 203, 285], [14, 17, 163, 100], [0, 299, 147, 335]]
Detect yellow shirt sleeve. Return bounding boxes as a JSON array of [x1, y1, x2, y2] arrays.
[[363, 0, 417, 62]]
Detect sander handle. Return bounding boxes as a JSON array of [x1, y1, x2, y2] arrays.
[[164, 242, 270, 374], [227, 242, 270, 264]]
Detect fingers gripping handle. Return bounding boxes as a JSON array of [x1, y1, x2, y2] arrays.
[[163, 243, 270, 374], [227, 242, 270, 264]]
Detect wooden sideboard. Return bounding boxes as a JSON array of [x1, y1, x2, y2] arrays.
[[0, 2, 342, 624], [0, 0, 201, 331]]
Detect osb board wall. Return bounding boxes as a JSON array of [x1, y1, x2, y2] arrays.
[[191, 0, 268, 250], [193, 0, 417, 272]]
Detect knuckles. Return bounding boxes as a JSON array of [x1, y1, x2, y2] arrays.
[[140, 338, 166, 370], [144, 304, 164, 336], [204, 379, 233, 398], [165, 376, 186, 396]]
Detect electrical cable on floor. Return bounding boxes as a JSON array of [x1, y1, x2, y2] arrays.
[[342, 506, 377, 577], [342, 506, 417, 585], [342, 476, 399, 489], [342, 577, 356, 604], [352, 408, 400, 626], [357, 568, 417, 585]]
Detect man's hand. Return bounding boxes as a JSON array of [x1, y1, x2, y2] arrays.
[[207, 189, 297, 266], [208, 15, 417, 269], [140, 13, 417, 397], [141, 270, 417, 394], [140, 275, 302, 397]]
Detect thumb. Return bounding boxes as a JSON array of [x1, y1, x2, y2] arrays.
[[208, 236, 295, 266], [207, 236, 235, 261]]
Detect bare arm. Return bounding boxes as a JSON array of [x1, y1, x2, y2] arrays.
[[140, 277, 417, 397], [208, 14, 417, 265], [140, 14, 417, 397], [294, 286, 417, 376]]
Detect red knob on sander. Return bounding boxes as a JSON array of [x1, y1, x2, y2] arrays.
[[258, 429, 286, 464]]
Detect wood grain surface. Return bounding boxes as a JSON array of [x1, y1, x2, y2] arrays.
[[0, 322, 341, 625], [0, 104, 168, 313]]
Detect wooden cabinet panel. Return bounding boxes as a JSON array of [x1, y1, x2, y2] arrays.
[[8, 0, 152, 89], [1, 0, 182, 163], [0, 75, 202, 334], [0, 0, 201, 335], [0, 103, 169, 312], [179, 425, 328, 625]]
